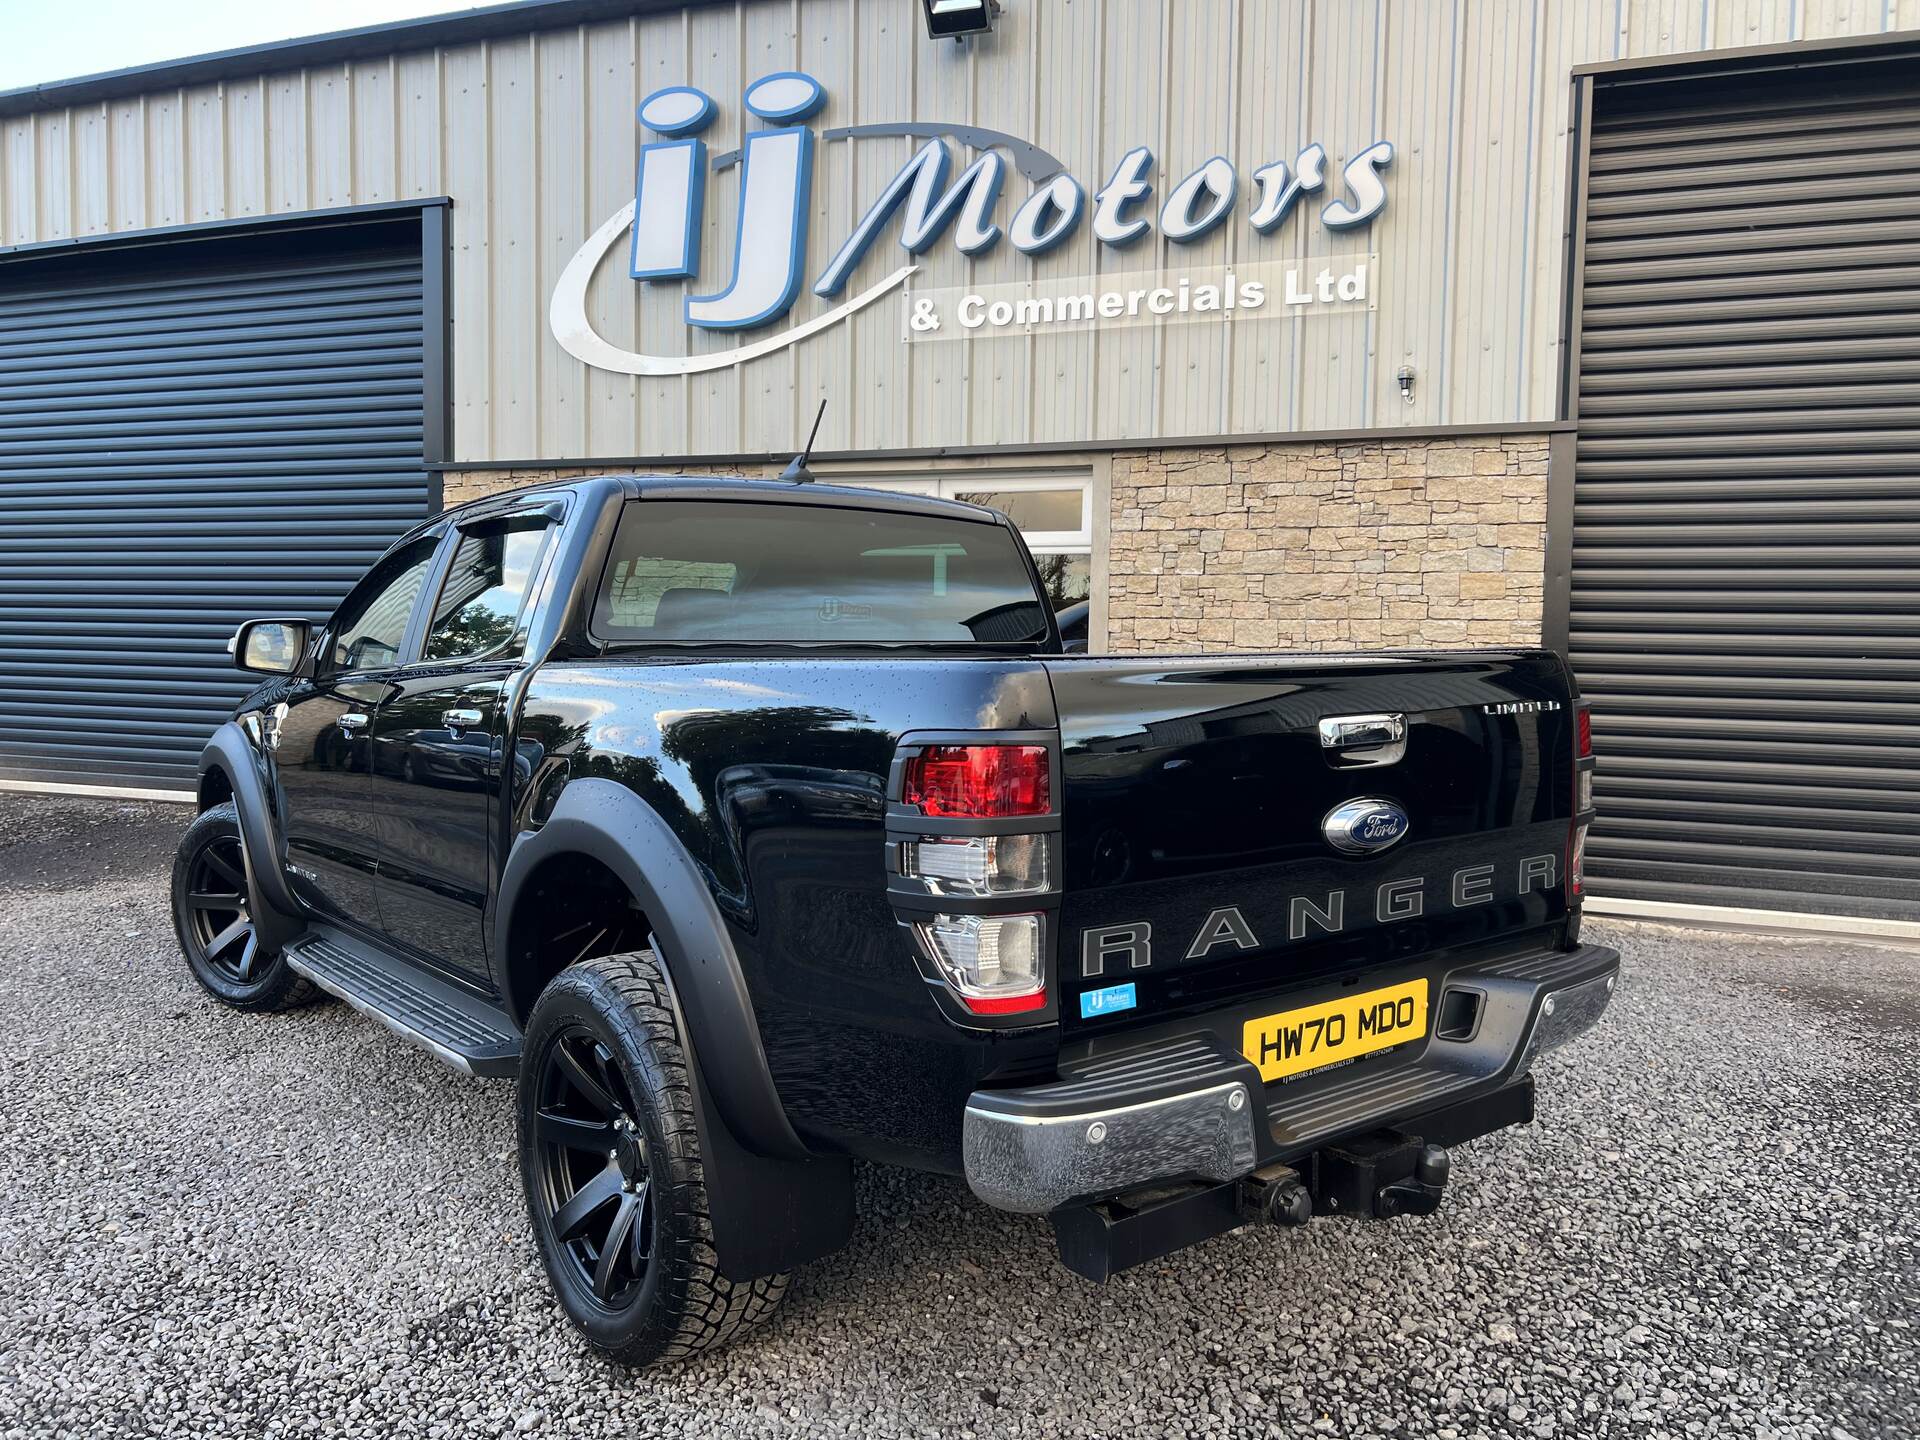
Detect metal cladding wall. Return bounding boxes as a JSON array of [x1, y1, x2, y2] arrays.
[[1570, 58, 1920, 922], [5, 0, 1920, 464], [0, 216, 430, 794]]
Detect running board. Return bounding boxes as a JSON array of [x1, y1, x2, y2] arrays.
[[285, 928, 521, 1078]]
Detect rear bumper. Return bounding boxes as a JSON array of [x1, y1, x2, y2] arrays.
[[962, 942, 1619, 1214]]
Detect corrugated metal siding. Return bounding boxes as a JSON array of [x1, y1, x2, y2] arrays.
[[1570, 62, 1920, 921], [0, 221, 430, 793], [2, 0, 1919, 461]]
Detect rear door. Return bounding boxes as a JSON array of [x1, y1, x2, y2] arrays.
[[368, 510, 559, 981], [1045, 652, 1578, 1030], [276, 534, 440, 924]]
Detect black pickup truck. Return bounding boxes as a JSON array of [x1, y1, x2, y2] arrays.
[[175, 473, 1617, 1367]]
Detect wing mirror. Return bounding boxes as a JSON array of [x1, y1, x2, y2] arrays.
[[231, 618, 311, 675]]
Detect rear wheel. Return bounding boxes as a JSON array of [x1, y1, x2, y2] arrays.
[[518, 950, 788, 1367], [170, 802, 316, 1012]]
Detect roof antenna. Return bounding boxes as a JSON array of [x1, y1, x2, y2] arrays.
[[780, 398, 829, 483]]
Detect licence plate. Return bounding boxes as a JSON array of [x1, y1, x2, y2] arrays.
[[1241, 978, 1429, 1083]]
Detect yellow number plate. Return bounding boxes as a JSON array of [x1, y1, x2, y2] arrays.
[[1241, 978, 1429, 1083]]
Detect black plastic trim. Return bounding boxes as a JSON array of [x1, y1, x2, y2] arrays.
[[649, 948, 855, 1281], [198, 721, 305, 949], [494, 777, 808, 1160]]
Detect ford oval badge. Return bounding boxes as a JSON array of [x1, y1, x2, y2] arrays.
[[1322, 798, 1410, 855]]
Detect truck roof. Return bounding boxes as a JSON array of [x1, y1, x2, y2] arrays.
[[406, 472, 1010, 544]]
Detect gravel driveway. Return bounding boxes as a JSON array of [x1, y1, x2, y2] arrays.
[[1, 792, 1914, 1439]]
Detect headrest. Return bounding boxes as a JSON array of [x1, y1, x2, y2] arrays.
[[651, 586, 733, 636]]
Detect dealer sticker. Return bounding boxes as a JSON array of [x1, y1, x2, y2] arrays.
[[1080, 983, 1138, 1019]]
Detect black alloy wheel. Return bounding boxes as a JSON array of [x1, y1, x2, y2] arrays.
[[183, 834, 261, 984], [530, 1026, 656, 1306], [170, 801, 317, 1012], [517, 951, 788, 1366]]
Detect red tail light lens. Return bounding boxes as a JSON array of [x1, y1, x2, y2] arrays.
[[1576, 709, 1593, 758], [903, 744, 1050, 818]]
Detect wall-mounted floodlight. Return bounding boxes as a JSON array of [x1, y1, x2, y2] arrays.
[[922, 0, 1000, 41]]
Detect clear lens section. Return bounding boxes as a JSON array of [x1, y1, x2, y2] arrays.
[[1576, 769, 1594, 812], [918, 913, 1044, 1000], [901, 834, 1051, 896], [1570, 824, 1588, 897]]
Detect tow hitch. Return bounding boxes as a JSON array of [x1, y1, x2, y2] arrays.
[[1310, 1130, 1452, 1220]]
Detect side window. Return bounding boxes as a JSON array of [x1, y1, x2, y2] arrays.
[[325, 538, 439, 675], [423, 520, 553, 662]]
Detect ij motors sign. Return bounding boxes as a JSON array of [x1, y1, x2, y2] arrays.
[[550, 70, 1392, 376]]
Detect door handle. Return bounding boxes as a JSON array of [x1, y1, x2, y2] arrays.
[[1318, 712, 1407, 768], [337, 712, 369, 733], [442, 708, 484, 731]]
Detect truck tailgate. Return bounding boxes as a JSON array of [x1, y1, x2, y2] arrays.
[[1043, 651, 1578, 1029]]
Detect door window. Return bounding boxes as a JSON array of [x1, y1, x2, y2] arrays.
[[423, 520, 553, 662], [324, 538, 439, 675]]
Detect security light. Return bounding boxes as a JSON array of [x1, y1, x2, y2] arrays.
[[922, 0, 1000, 41]]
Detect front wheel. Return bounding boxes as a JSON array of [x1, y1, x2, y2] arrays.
[[169, 802, 316, 1012], [518, 950, 788, 1367]]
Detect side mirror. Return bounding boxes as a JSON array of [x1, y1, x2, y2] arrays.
[[231, 618, 310, 675]]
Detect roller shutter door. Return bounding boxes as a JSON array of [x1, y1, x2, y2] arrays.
[[0, 218, 431, 796], [1571, 63, 1920, 921]]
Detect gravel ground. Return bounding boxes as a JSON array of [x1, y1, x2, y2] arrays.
[[0, 792, 1915, 1440]]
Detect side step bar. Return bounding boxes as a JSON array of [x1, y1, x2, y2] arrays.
[[285, 928, 521, 1078]]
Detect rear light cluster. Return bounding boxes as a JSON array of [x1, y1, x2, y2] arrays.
[[898, 743, 1054, 1018], [1569, 702, 1595, 901], [916, 913, 1045, 1013], [902, 744, 1049, 818], [902, 833, 1051, 896]]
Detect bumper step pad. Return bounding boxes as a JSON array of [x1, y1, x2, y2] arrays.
[[284, 928, 521, 1077], [1265, 943, 1617, 1153], [964, 942, 1620, 1214]]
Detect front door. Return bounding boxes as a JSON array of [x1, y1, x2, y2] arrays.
[[276, 535, 440, 926], [369, 515, 556, 982]]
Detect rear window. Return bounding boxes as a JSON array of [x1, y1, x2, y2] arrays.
[[594, 499, 1049, 645]]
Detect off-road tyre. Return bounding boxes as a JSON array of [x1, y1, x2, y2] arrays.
[[169, 801, 318, 1013], [518, 949, 789, 1367]]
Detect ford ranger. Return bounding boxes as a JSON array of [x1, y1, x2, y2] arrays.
[[175, 472, 1616, 1367]]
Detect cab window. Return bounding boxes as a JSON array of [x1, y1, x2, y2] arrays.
[[424, 520, 553, 662], [324, 538, 439, 675]]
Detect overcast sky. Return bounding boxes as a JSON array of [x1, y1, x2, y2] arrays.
[[0, 0, 485, 92]]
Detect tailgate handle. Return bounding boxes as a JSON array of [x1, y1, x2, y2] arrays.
[[1318, 712, 1406, 768]]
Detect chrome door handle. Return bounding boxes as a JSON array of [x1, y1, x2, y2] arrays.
[[336, 712, 369, 733], [442, 708, 484, 731], [1318, 712, 1407, 768]]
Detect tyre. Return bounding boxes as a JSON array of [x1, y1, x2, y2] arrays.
[[518, 950, 789, 1367], [169, 802, 318, 1013]]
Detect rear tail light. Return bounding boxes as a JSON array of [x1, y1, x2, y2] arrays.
[[916, 913, 1046, 1014], [1570, 702, 1594, 902], [903, 744, 1050, 818], [901, 833, 1051, 896]]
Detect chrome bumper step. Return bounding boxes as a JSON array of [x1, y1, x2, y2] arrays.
[[964, 942, 1620, 1214]]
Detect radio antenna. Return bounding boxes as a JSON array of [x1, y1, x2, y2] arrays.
[[780, 398, 829, 483]]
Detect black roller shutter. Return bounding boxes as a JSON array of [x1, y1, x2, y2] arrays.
[[1571, 60, 1920, 922], [0, 216, 433, 795]]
